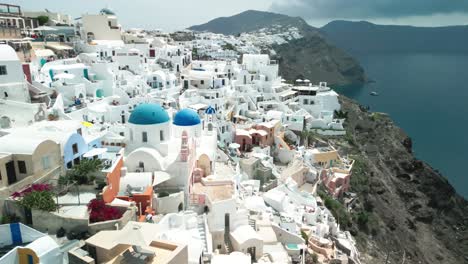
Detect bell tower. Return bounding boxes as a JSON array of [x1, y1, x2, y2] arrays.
[[204, 106, 216, 134]]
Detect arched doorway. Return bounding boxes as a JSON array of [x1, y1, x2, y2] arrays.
[[198, 154, 211, 176], [96, 89, 104, 98], [178, 203, 183, 212], [0, 116, 11, 129]]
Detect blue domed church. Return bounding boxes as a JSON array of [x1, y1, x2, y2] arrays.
[[123, 103, 217, 214]]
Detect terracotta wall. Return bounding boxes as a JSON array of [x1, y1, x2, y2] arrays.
[[131, 186, 153, 217], [102, 157, 123, 203]]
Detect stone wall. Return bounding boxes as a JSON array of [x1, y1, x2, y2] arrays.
[[271, 224, 305, 245], [88, 206, 137, 235], [31, 205, 137, 235], [32, 209, 89, 234]]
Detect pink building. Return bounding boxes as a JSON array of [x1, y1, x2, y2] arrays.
[[234, 120, 280, 152], [321, 169, 350, 198], [235, 129, 253, 152]]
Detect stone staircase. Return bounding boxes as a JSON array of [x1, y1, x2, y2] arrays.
[[197, 216, 208, 253], [197, 216, 210, 263], [249, 218, 257, 231], [224, 230, 233, 254]]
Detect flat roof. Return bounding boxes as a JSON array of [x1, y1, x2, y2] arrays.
[[192, 182, 234, 202]]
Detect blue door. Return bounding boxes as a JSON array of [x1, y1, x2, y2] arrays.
[[83, 68, 89, 80]]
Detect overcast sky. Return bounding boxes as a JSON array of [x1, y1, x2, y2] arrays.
[[8, 0, 468, 31]]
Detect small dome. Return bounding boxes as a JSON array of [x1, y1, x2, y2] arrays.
[[100, 8, 116, 15], [129, 104, 169, 125], [173, 109, 201, 126], [0, 45, 19, 61], [205, 106, 216, 115]]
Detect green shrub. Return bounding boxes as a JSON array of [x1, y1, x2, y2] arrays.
[[301, 230, 309, 243], [19, 189, 56, 211], [64, 159, 103, 185], [1, 214, 20, 224], [318, 188, 352, 228], [37, 15, 49, 26]]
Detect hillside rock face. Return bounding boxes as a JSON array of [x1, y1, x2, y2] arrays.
[[274, 36, 366, 86], [336, 96, 468, 264], [189, 10, 366, 86]]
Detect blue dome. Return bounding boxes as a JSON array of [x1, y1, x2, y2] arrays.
[[173, 109, 201, 126], [205, 106, 216, 115], [129, 104, 169, 125], [100, 8, 116, 15]]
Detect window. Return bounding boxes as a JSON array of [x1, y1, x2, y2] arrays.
[[139, 162, 144, 168], [119, 132, 124, 136], [142, 132, 148, 143], [304, 99, 309, 105], [0, 66, 7, 75], [160, 130, 164, 141], [18, 161, 26, 174], [72, 143, 78, 154], [200, 80, 205, 85], [67, 161, 73, 169], [42, 156, 51, 170]]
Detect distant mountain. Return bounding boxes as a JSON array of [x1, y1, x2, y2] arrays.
[[189, 10, 313, 36], [321, 20, 468, 56], [189, 10, 366, 86]]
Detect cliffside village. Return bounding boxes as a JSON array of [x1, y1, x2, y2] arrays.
[[0, 4, 360, 264]]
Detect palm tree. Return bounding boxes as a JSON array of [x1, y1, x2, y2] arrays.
[[301, 130, 313, 147], [334, 110, 349, 119]]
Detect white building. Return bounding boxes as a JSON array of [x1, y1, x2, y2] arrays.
[[81, 9, 122, 42], [0, 45, 30, 103]]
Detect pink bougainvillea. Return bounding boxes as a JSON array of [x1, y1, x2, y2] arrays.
[[87, 199, 123, 223], [11, 184, 53, 199]]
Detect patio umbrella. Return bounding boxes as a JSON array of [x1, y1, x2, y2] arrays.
[[118, 223, 158, 247], [83, 148, 108, 158], [54, 73, 75, 80], [33, 26, 57, 31], [22, 37, 34, 41]]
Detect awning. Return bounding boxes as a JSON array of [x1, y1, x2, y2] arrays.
[[189, 103, 208, 111], [229, 143, 241, 149], [45, 43, 74, 51], [153, 171, 171, 186], [33, 26, 57, 31], [54, 73, 75, 79], [81, 121, 93, 128], [110, 198, 132, 207], [83, 148, 108, 158], [34, 49, 55, 57]]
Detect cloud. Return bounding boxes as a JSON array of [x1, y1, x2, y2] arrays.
[[270, 0, 468, 20]]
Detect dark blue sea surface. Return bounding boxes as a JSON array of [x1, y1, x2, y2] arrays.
[[336, 53, 468, 198]]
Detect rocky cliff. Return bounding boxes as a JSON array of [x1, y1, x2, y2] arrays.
[[328, 96, 468, 264]]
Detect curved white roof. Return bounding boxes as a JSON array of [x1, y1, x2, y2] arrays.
[[0, 45, 19, 61], [231, 225, 262, 245], [0, 135, 54, 155]]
